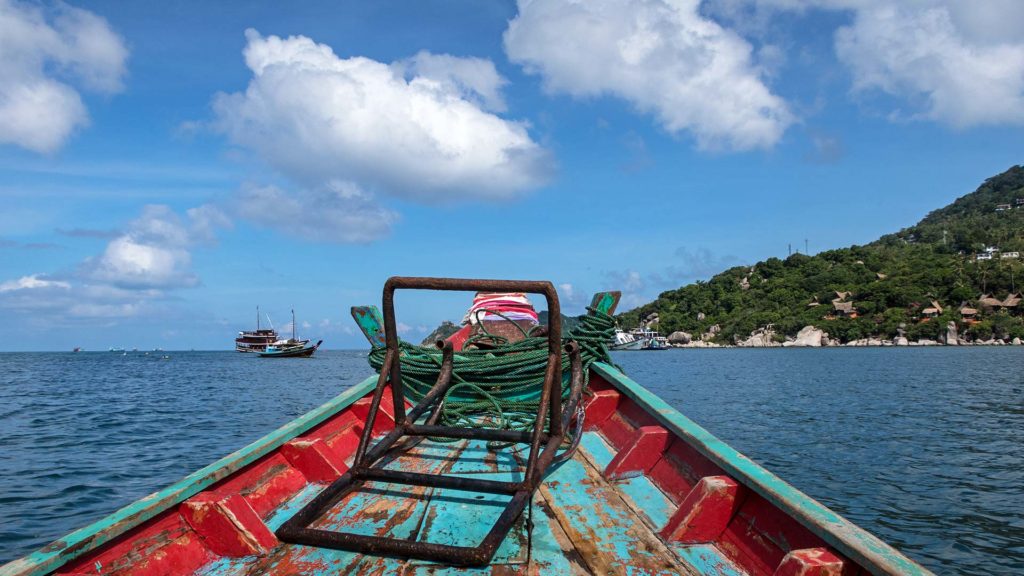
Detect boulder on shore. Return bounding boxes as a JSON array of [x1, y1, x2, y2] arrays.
[[667, 331, 692, 345], [737, 327, 779, 347], [894, 336, 909, 346], [945, 321, 959, 345], [782, 325, 824, 347], [1014, 337, 1022, 346]]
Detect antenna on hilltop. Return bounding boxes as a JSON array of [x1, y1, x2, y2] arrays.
[[805, 238, 809, 255]]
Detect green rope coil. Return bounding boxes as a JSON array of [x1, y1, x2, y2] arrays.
[[367, 308, 618, 438]]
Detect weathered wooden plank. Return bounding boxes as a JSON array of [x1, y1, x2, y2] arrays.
[[350, 305, 386, 348], [674, 545, 748, 576], [590, 364, 932, 576], [539, 458, 691, 575], [0, 377, 378, 576], [589, 291, 621, 316]]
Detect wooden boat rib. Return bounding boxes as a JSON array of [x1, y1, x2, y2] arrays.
[[1, 365, 930, 576]]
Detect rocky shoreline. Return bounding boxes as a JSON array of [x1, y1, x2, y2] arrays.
[[665, 323, 1024, 348]]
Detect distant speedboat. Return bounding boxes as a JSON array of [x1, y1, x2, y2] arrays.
[[236, 305, 279, 352], [72, 347, 82, 353]]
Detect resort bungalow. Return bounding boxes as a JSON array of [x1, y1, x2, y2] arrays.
[[1016, 198, 1024, 207], [976, 252, 993, 261], [1004, 292, 1022, 311], [920, 300, 943, 319], [995, 203, 1012, 211], [978, 293, 1004, 311], [1001, 251, 1020, 259], [959, 302, 979, 322], [832, 300, 857, 318]]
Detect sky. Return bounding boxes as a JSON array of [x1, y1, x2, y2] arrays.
[[1, 0, 1023, 351]]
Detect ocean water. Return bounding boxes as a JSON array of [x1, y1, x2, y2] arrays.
[[0, 348, 1021, 574]]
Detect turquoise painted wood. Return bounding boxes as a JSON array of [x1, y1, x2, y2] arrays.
[[0, 376, 378, 576], [350, 305, 386, 347], [589, 291, 621, 315], [591, 362, 931, 576], [674, 545, 748, 576]]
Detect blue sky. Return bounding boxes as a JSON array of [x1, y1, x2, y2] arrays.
[[1, 0, 1022, 351]]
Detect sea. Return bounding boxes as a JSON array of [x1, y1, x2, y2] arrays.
[[0, 348, 1021, 574]]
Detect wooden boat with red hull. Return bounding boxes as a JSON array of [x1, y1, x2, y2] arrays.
[[1, 277, 931, 576]]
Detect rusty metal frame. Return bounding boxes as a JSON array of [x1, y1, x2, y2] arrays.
[[276, 276, 581, 566]]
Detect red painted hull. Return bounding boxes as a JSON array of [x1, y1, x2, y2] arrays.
[[2, 365, 929, 576]]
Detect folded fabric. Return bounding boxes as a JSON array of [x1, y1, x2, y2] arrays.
[[463, 291, 539, 326]]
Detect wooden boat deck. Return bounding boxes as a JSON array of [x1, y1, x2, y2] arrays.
[[2, 362, 930, 576], [191, 431, 702, 576]]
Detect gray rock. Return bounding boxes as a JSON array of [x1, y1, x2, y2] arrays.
[[945, 321, 958, 345], [783, 325, 824, 347], [667, 331, 692, 345], [894, 336, 909, 346], [1013, 337, 1022, 346]]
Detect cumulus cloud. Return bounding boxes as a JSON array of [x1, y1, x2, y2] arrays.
[[0, 0, 128, 153], [213, 30, 551, 208], [832, 1, 1024, 127], [84, 204, 229, 290], [504, 0, 793, 150], [235, 182, 397, 243], [1, 205, 229, 321], [397, 51, 508, 112], [720, 0, 1024, 128]]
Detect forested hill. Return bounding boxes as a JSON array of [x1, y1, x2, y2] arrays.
[[617, 165, 1024, 344]]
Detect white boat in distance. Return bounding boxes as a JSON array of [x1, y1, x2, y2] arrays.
[[609, 327, 670, 351]]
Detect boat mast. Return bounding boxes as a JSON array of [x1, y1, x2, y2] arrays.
[[292, 308, 296, 340], [257, 305, 260, 330]]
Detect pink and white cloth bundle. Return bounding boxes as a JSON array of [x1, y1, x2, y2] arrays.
[[461, 292, 539, 326]]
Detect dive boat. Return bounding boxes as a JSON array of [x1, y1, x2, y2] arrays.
[[236, 306, 279, 353], [1, 277, 930, 576]]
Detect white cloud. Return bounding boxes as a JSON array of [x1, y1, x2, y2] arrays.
[[397, 51, 509, 112], [0, 274, 70, 292], [1, 205, 227, 322], [0, 0, 127, 153], [84, 204, 229, 290], [214, 30, 551, 208], [832, 1, 1024, 127], [504, 0, 793, 150], [723, 0, 1024, 128], [235, 182, 397, 243]]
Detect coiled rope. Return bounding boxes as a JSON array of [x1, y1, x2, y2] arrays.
[[367, 307, 618, 437]]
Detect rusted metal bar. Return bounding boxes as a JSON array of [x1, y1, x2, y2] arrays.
[[277, 276, 578, 567], [355, 468, 521, 494], [403, 424, 544, 444], [352, 349, 396, 467]]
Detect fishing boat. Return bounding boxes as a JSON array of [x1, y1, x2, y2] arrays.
[[1, 277, 931, 576], [258, 340, 322, 358], [258, 310, 321, 358], [236, 306, 279, 353]]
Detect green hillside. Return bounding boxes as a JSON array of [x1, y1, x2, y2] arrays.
[[618, 165, 1024, 344]]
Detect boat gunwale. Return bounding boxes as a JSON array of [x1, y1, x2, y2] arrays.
[[591, 361, 931, 576], [3, 364, 933, 576], [0, 375, 379, 576]]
